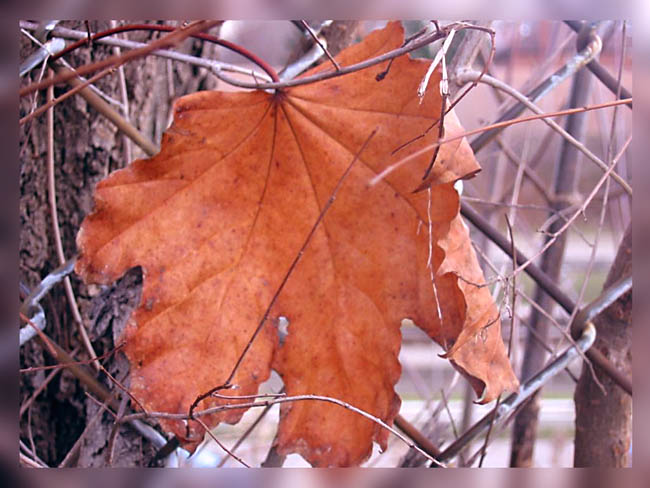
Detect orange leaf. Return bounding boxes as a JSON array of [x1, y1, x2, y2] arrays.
[[76, 22, 518, 467]]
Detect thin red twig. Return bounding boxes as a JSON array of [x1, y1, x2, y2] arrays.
[[370, 97, 632, 187], [51, 22, 280, 83]]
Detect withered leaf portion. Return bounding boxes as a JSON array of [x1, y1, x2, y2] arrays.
[[76, 22, 518, 467]]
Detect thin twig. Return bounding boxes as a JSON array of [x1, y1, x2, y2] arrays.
[[386, 24, 495, 161], [300, 20, 340, 71], [469, 30, 602, 154], [21, 26, 126, 109], [504, 216, 518, 360], [455, 69, 632, 195], [511, 306, 580, 383], [85, 391, 118, 419], [211, 391, 286, 400], [193, 416, 250, 468], [504, 124, 532, 226], [478, 395, 501, 467], [51, 22, 278, 83], [462, 196, 557, 214], [21, 327, 172, 458], [490, 218, 516, 470], [20, 65, 116, 125], [430, 321, 598, 466], [485, 120, 533, 314], [107, 394, 129, 466], [51, 63, 158, 156], [515, 289, 578, 349], [19, 347, 79, 416], [419, 34, 450, 181], [456, 140, 632, 395], [27, 407, 37, 465], [98, 362, 148, 414], [20, 342, 124, 373], [216, 400, 276, 467], [567, 20, 628, 333], [19, 439, 48, 467], [494, 126, 556, 204], [507, 137, 630, 283], [127, 393, 446, 467], [463, 136, 630, 299], [397, 372, 461, 467], [439, 388, 460, 439], [494, 135, 553, 203], [20, 367, 61, 416], [369, 97, 631, 188], [565, 27, 629, 395], [110, 20, 133, 166], [18, 31, 54, 139], [376, 23, 432, 81]]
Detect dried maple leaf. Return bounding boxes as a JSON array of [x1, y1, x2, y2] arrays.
[[76, 22, 518, 466]]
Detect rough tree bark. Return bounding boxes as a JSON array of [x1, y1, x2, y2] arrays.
[[19, 20, 221, 467], [573, 224, 632, 467]]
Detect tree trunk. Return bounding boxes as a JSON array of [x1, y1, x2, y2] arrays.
[[19, 20, 222, 466], [574, 224, 632, 467]]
